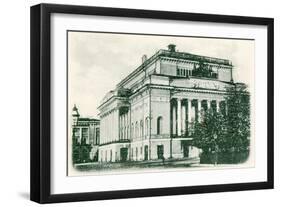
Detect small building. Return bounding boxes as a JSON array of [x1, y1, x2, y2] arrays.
[[97, 44, 234, 163], [72, 105, 100, 161]]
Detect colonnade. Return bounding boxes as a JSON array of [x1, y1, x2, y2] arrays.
[[171, 98, 224, 136], [119, 112, 130, 140], [100, 107, 131, 145]]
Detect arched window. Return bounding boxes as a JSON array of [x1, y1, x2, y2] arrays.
[[157, 116, 163, 135], [140, 120, 144, 138]]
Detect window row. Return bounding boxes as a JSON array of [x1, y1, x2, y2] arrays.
[[119, 116, 164, 139]]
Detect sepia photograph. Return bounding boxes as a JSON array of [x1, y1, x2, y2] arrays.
[[67, 31, 254, 176], [30, 4, 273, 203]]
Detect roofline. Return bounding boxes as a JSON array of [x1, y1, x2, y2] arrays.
[[116, 49, 233, 89]]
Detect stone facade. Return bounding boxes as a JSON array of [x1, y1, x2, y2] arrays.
[[97, 44, 234, 163]]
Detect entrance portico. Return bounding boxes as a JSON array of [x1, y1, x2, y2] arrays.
[[170, 93, 226, 137]]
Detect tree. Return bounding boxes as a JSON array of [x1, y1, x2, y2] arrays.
[[224, 83, 250, 152], [192, 109, 227, 153], [72, 133, 93, 164], [192, 83, 250, 163]]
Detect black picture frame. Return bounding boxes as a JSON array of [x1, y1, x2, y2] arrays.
[[30, 3, 274, 204]]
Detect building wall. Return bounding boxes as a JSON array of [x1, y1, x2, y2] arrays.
[[218, 68, 232, 82], [98, 142, 130, 162], [158, 56, 233, 83], [150, 88, 171, 137]]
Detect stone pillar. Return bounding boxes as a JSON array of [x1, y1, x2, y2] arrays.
[[117, 112, 121, 140], [104, 116, 106, 143], [104, 119, 106, 144], [197, 100, 201, 122], [207, 100, 211, 110], [126, 113, 128, 139], [126, 114, 128, 139], [105, 113, 109, 143], [187, 99, 192, 125], [216, 101, 220, 113], [172, 103, 176, 135], [109, 113, 112, 143], [110, 110, 112, 142], [177, 98, 182, 136], [79, 127, 82, 144], [187, 99, 192, 135], [182, 102, 186, 135], [115, 109, 119, 141], [121, 115, 124, 140], [128, 110, 131, 140], [119, 114, 121, 140], [100, 121, 103, 144]]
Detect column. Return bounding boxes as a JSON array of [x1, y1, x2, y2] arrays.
[[123, 114, 126, 139], [126, 114, 128, 137], [120, 114, 123, 140], [187, 99, 192, 135], [111, 112, 113, 142], [128, 110, 131, 140], [103, 118, 105, 144], [118, 112, 121, 140], [106, 115, 109, 143], [197, 100, 201, 122], [103, 114, 107, 143], [116, 109, 119, 141], [182, 102, 186, 135], [100, 120, 103, 144], [172, 104, 177, 135], [79, 127, 82, 144], [177, 98, 182, 136], [216, 101, 220, 113], [122, 114, 125, 139], [125, 113, 128, 139], [108, 112, 112, 142]]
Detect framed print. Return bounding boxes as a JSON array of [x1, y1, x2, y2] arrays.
[[30, 3, 274, 203]]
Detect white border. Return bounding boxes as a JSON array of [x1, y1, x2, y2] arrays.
[[51, 13, 267, 194]]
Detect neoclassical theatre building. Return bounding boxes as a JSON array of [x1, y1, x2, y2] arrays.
[[98, 44, 233, 163]]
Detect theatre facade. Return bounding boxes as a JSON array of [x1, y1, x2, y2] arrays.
[[97, 44, 233, 163]]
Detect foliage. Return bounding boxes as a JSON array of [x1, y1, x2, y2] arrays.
[[72, 135, 92, 164], [192, 83, 250, 163], [225, 83, 250, 152], [192, 110, 227, 153]]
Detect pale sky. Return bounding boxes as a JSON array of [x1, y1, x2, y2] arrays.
[[68, 31, 254, 118]]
